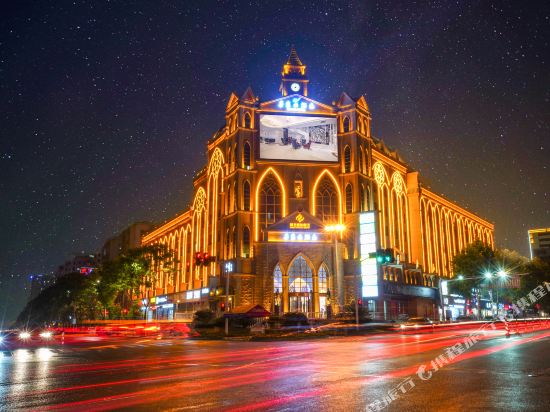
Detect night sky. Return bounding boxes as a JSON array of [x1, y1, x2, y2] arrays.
[[1, 1, 549, 323]]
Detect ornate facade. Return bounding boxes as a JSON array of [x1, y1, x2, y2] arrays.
[[141, 48, 494, 320]]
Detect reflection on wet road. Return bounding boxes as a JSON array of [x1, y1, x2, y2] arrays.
[[1, 326, 549, 411]]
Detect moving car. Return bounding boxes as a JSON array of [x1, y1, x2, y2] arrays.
[[0, 329, 55, 349]]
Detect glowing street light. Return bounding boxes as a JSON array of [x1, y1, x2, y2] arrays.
[[497, 269, 508, 278], [324, 224, 346, 233]]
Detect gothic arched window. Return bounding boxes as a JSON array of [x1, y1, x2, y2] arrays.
[[318, 265, 328, 294], [315, 176, 338, 223], [243, 141, 251, 168], [274, 263, 283, 293], [259, 175, 282, 231], [232, 226, 237, 258], [244, 112, 252, 129], [344, 146, 351, 173], [345, 183, 353, 213], [242, 226, 250, 258], [243, 180, 251, 211], [288, 256, 313, 293], [343, 116, 351, 133]]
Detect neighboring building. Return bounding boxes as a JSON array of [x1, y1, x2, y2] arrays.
[[528, 228, 550, 263], [28, 273, 56, 301], [101, 221, 155, 262], [142, 48, 494, 321], [55, 254, 100, 277]]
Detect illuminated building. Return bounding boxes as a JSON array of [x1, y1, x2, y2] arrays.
[[142, 48, 494, 320], [528, 228, 550, 263], [55, 254, 99, 277]]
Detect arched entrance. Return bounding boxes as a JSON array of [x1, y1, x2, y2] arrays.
[[272, 257, 332, 318], [288, 255, 313, 314]]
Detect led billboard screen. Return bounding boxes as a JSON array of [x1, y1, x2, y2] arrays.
[[360, 212, 379, 298], [259, 114, 338, 162]]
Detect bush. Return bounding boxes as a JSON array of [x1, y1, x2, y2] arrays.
[[210, 316, 226, 327], [282, 312, 309, 326], [193, 309, 215, 327], [339, 304, 372, 323]]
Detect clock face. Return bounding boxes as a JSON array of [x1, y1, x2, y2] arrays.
[[290, 82, 300, 92]]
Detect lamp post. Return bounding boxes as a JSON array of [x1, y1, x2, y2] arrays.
[[484, 269, 509, 318], [224, 261, 233, 336]]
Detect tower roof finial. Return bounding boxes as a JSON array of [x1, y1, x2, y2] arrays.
[[286, 45, 303, 66]]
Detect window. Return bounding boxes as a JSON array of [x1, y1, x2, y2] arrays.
[[259, 175, 282, 231], [343, 116, 351, 133], [318, 265, 328, 294], [243, 180, 251, 211], [225, 229, 230, 259], [344, 146, 351, 173], [242, 226, 250, 258], [360, 184, 369, 212], [244, 112, 252, 129], [226, 184, 231, 214], [294, 172, 303, 198], [345, 184, 353, 213], [232, 183, 237, 212], [315, 176, 338, 223], [288, 256, 313, 293], [243, 141, 251, 168], [274, 264, 283, 293], [232, 226, 237, 258], [294, 180, 303, 198]]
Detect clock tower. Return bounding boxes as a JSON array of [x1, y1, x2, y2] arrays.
[[280, 46, 309, 97]]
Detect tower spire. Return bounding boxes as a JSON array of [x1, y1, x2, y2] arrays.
[[280, 46, 308, 97], [286, 45, 303, 66]]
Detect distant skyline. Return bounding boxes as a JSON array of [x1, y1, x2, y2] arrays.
[[1, 1, 549, 322]]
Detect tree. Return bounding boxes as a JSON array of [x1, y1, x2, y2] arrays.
[[96, 244, 177, 317], [450, 240, 495, 299], [16, 272, 102, 327], [520, 258, 550, 313]]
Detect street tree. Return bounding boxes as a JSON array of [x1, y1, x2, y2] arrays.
[[96, 244, 177, 317]]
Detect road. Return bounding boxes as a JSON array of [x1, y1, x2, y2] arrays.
[[1, 325, 549, 411]]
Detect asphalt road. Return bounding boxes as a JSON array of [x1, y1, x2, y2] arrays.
[[1, 326, 549, 411]]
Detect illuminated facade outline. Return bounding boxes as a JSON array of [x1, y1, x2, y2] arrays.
[[141, 48, 494, 320]]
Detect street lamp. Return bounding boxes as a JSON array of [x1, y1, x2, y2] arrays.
[[494, 268, 508, 317], [224, 261, 233, 336]]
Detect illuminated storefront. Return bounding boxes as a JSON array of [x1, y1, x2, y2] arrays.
[[142, 48, 494, 320]]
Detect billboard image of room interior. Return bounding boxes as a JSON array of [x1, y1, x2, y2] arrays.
[[259, 115, 337, 162]]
